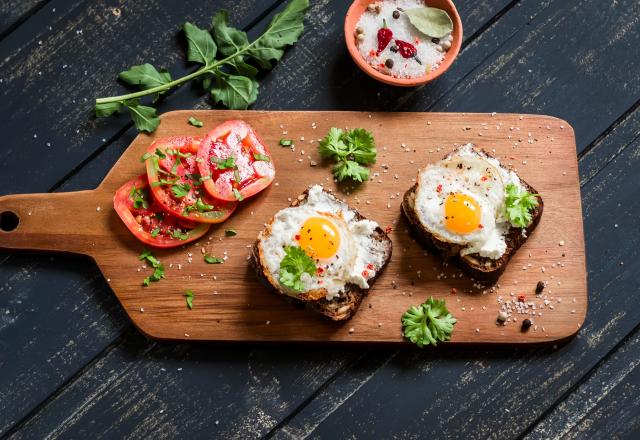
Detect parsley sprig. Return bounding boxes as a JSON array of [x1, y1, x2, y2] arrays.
[[279, 246, 316, 292], [504, 183, 539, 228], [402, 297, 457, 347], [94, 0, 309, 133], [318, 127, 376, 182]]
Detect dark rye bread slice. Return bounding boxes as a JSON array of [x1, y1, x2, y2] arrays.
[[401, 150, 543, 285], [251, 188, 392, 321]]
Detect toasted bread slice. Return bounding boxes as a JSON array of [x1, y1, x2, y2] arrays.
[[401, 148, 543, 285], [252, 187, 392, 321]]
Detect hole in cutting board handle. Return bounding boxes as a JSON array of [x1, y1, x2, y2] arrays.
[[0, 211, 19, 232]]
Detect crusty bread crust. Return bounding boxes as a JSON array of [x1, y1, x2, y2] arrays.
[[252, 188, 393, 321], [401, 148, 543, 285]]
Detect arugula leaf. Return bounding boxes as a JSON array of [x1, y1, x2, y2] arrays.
[[402, 297, 457, 347], [171, 182, 191, 198], [504, 183, 539, 228], [211, 11, 249, 57], [119, 63, 172, 102], [184, 290, 194, 309], [95, 0, 309, 132], [210, 72, 258, 110], [95, 101, 122, 117], [126, 101, 160, 133], [188, 116, 204, 127], [318, 127, 376, 182], [253, 153, 270, 162], [246, 0, 309, 68], [204, 255, 224, 264], [279, 246, 316, 292], [183, 22, 217, 65], [224, 228, 237, 237]]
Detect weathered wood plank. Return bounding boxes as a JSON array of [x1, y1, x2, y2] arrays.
[[524, 329, 640, 439], [0, 0, 47, 37], [269, 105, 640, 439]]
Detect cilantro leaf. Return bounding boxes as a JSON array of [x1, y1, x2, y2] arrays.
[[211, 156, 236, 169], [204, 255, 224, 264], [224, 228, 237, 237], [188, 116, 204, 127], [253, 153, 270, 162], [139, 249, 165, 286], [318, 127, 376, 182], [129, 186, 149, 209], [504, 183, 539, 228], [185, 198, 215, 213], [183, 22, 217, 65], [184, 290, 194, 309], [279, 246, 316, 292], [402, 297, 457, 347], [333, 160, 370, 182], [171, 182, 191, 198], [170, 229, 189, 240]]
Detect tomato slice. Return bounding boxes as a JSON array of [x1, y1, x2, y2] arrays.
[[113, 175, 210, 248], [197, 120, 275, 202], [143, 136, 237, 223]]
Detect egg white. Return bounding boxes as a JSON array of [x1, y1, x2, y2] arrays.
[[259, 185, 388, 300], [415, 144, 524, 260]]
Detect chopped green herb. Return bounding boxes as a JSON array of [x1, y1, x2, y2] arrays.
[[140, 152, 153, 162], [279, 139, 293, 146], [155, 148, 167, 159], [204, 255, 224, 264], [504, 183, 539, 228], [233, 168, 241, 183], [151, 227, 160, 237], [253, 153, 270, 162], [318, 127, 376, 183], [170, 228, 189, 240], [171, 182, 191, 198], [224, 228, 237, 237], [129, 186, 149, 209], [185, 198, 214, 213], [232, 188, 244, 201], [188, 116, 204, 127], [139, 249, 165, 286], [279, 246, 316, 292], [211, 156, 236, 169], [401, 297, 457, 347], [184, 290, 194, 309]]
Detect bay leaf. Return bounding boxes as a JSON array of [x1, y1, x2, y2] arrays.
[[405, 7, 453, 39]]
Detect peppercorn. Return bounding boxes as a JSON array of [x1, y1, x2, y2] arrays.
[[385, 59, 394, 68], [431, 37, 440, 44], [535, 281, 545, 294], [392, 10, 400, 19], [521, 319, 532, 331], [390, 45, 398, 53]]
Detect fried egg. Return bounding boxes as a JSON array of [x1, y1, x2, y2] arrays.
[[414, 144, 524, 259], [258, 185, 388, 300]]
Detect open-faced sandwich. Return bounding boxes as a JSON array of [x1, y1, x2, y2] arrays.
[[252, 185, 392, 321], [402, 144, 543, 284]]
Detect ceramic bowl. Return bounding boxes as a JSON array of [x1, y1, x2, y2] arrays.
[[344, 0, 463, 87]]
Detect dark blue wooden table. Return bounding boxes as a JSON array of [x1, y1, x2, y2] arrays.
[[1, 1, 638, 438]]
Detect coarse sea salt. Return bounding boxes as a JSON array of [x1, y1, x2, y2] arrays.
[[355, 0, 452, 79]]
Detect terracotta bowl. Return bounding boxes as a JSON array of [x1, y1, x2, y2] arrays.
[[344, 0, 463, 87]]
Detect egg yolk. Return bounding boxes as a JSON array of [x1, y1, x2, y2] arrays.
[[444, 193, 481, 234], [297, 217, 340, 259]]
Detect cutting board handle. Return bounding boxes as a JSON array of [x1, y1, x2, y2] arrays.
[[0, 190, 105, 256]]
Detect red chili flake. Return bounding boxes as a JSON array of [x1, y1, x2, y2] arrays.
[[478, 224, 484, 229], [294, 234, 301, 241], [384, 226, 393, 234], [376, 19, 393, 55], [518, 294, 526, 302], [395, 39, 417, 59], [481, 176, 488, 181], [366, 263, 375, 271], [379, 63, 386, 68], [362, 270, 369, 278], [318, 280, 323, 284], [436, 184, 443, 193], [451, 288, 457, 295], [316, 267, 324, 274], [369, 49, 376, 57]]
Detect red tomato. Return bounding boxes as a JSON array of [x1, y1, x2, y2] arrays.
[[113, 175, 210, 248], [197, 120, 275, 202], [143, 136, 237, 223]]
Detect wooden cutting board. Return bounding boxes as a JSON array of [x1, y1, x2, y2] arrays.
[[0, 111, 587, 344]]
